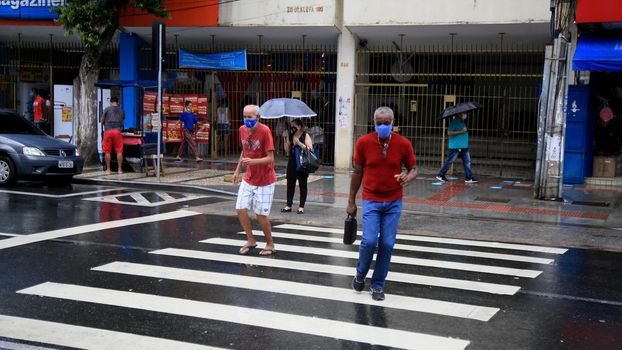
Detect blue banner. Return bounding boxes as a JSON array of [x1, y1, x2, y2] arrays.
[[573, 35, 622, 72], [179, 49, 247, 71], [0, 0, 64, 20]]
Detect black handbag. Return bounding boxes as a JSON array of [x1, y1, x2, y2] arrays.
[[343, 214, 357, 245], [299, 148, 320, 173]]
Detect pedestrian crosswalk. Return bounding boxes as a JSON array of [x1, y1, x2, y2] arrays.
[[82, 191, 208, 207], [3, 222, 568, 349]]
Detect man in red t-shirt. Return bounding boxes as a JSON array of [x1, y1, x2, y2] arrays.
[[347, 106, 418, 301], [32, 90, 47, 132], [233, 104, 277, 256]]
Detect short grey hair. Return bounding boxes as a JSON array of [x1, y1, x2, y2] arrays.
[[243, 104, 261, 116], [373, 106, 394, 121]]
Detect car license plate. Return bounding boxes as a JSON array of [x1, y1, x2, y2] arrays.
[[58, 160, 74, 169]]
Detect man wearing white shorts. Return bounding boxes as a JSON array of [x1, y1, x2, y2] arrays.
[[233, 105, 277, 256]]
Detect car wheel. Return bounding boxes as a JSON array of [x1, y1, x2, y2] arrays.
[[0, 155, 16, 186]]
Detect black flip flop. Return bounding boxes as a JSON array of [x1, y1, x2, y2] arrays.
[[259, 249, 276, 256], [239, 244, 257, 255]]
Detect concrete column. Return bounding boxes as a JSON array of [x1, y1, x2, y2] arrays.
[[119, 32, 139, 129], [333, 27, 357, 169]]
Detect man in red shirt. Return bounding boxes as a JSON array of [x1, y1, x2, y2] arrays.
[[32, 90, 47, 132], [347, 106, 418, 301], [233, 104, 277, 256]]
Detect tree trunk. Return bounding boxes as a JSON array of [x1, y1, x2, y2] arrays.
[[74, 53, 100, 166]]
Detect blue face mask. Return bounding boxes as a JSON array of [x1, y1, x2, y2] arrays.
[[244, 119, 257, 129], [28, 92, 33, 98], [375, 123, 392, 139]]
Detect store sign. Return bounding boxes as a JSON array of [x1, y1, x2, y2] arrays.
[[0, 0, 65, 20], [179, 49, 247, 71], [576, 0, 622, 23]]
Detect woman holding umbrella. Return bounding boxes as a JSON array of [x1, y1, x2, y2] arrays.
[[282, 118, 314, 214], [258, 98, 317, 214]]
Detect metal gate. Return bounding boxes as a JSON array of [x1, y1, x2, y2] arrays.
[[156, 43, 338, 164], [355, 42, 544, 179], [0, 39, 119, 112]]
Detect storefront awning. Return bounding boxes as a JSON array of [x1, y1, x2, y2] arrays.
[[573, 35, 622, 72]]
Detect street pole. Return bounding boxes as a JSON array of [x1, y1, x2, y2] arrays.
[[156, 23, 163, 181]]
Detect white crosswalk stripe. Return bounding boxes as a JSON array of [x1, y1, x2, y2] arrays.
[[233, 231, 543, 278], [9, 222, 568, 349], [18, 283, 471, 350], [275, 224, 568, 254], [152, 248, 521, 295], [0, 315, 227, 350], [93, 261, 499, 321]]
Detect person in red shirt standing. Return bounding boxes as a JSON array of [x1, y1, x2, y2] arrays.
[[233, 104, 277, 256], [32, 89, 47, 132], [347, 106, 418, 301]]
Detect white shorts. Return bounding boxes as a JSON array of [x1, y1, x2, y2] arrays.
[[235, 180, 275, 216]]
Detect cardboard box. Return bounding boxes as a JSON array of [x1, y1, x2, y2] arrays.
[[592, 156, 617, 178]]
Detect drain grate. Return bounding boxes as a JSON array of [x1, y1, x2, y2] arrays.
[[475, 197, 511, 203], [571, 201, 610, 207]]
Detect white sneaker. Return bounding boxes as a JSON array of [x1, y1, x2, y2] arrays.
[[435, 175, 448, 183], [465, 178, 479, 184]]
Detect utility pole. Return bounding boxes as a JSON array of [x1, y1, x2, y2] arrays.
[[534, 0, 575, 200]]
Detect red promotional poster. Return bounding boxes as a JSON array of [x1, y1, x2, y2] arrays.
[[197, 96, 208, 116], [184, 95, 199, 113], [162, 119, 182, 143], [169, 95, 184, 115], [195, 120, 211, 144], [162, 94, 170, 116], [143, 92, 157, 113]]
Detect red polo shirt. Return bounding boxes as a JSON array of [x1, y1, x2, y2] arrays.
[[239, 122, 276, 186], [354, 132, 416, 202]]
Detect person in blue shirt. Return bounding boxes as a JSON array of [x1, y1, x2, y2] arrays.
[[436, 113, 478, 184], [175, 101, 203, 162]]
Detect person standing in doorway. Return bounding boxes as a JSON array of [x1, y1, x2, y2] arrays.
[[32, 89, 47, 132], [436, 113, 478, 184], [282, 118, 314, 214], [175, 101, 203, 163], [101, 97, 125, 175], [25, 88, 36, 123], [233, 104, 277, 256], [348, 106, 417, 301]]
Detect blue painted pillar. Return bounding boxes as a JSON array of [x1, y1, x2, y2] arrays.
[[120, 32, 139, 128]]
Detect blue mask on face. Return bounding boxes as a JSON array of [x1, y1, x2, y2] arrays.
[[244, 119, 257, 129], [375, 124, 392, 139]]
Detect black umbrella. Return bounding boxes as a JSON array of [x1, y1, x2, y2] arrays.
[[438, 102, 482, 120]]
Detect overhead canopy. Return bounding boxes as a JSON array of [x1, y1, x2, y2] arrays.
[[94, 80, 173, 89], [573, 35, 622, 72]]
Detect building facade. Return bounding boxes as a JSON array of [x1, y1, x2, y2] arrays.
[[1, 0, 552, 178]]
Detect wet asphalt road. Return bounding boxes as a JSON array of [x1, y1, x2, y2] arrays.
[[0, 182, 621, 350]]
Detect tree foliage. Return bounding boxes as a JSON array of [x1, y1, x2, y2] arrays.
[[55, 0, 167, 50]]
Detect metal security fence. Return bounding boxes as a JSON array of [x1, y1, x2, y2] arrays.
[[0, 39, 119, 112], [139, 43, 338, 164], [355, 43, 545, 179]]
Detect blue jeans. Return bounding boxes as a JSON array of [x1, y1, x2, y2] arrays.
[[438, 148, 473, 180], [356, 199, 403, 289]]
